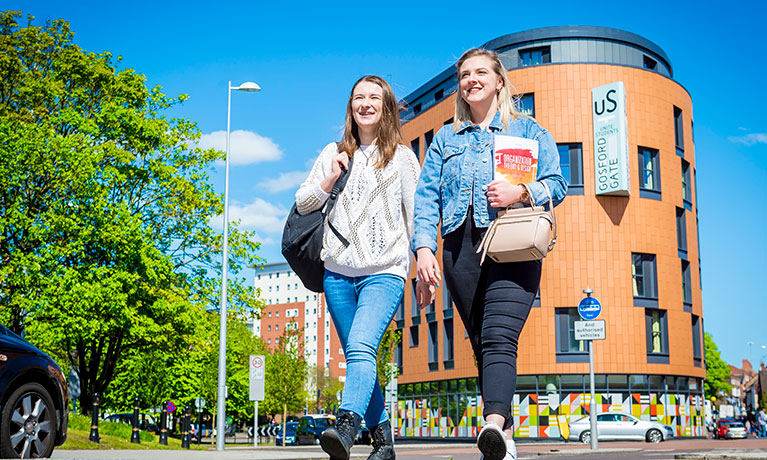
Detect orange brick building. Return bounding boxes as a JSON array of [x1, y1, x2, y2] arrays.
[[393, 26, 705, 439]]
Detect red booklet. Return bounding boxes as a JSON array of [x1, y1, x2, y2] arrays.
[[493, 134, 539, 185]]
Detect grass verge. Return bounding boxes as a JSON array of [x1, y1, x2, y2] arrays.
[[61, 413, 207, 450]]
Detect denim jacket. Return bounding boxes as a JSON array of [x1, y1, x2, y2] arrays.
[[412, 112, 568, 254]]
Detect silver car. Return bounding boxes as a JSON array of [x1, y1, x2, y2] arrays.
[[567, 413, 674, 443]]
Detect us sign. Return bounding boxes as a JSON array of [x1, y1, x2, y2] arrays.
[[592, 81, 630, 196]]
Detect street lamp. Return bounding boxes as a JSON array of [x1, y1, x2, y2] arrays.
[[217, 80, 260, 451]]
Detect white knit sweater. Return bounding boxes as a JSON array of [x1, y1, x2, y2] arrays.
[[295, 142, 420, 280]]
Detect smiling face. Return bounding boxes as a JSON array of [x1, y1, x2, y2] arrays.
[[458, 55, 503, 108], [351, 80, 384, 134]]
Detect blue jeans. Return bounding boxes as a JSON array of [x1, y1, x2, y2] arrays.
[[324, 270, 404, 428]]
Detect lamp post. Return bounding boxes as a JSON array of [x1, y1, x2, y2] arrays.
[[217, 80, 260, 451]]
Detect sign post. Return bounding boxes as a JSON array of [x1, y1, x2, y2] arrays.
[[249, 355, 265, 447], [577, 288, 605, 450]]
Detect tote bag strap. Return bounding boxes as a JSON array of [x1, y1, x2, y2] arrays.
[[526, 181, 557, 251]]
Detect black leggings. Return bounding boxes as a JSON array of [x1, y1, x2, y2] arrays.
[[442, 215, 541, 431]]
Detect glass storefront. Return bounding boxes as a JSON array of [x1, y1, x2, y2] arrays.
[[395, 374, 705, 439]]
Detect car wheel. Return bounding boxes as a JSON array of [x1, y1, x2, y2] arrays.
[[0, 382, 57, 459], [579, 430, 591, 444], [646, 428, 663, 443]]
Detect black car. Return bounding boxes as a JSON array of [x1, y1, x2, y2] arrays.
[[0, 324, 68, 458], [295, 414, 335, 445]]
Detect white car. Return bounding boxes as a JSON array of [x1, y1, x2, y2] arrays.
[[567, 413, 674, 443]]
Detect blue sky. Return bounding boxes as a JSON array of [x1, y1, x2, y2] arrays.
[[14, 1, 767, 367]]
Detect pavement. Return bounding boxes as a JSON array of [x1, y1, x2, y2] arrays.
[[47, 438, 767, 460]]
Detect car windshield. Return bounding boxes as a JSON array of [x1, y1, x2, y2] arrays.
[[315, 419, 332, 430], [728, 422, 745, 428]]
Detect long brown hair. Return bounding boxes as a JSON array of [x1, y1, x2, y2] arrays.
[[454, 48, 523, 132], [338, 75, 403, 169]]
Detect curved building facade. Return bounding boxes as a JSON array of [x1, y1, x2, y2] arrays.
[[394, 26, 705, 439]]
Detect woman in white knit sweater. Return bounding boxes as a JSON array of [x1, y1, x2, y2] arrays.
[[295, 75, 419, 460]]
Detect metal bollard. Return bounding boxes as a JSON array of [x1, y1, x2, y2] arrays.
[[181, 406, 191, 449], [89, 393, 100, 443], [159, 400, 169, 445], [130, 397, 141, 444]]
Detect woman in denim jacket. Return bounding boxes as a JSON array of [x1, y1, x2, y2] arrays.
[[296, 75, 420, 460], [412, 49, 567, 460]]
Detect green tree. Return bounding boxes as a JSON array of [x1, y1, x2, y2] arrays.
[[262, 323, 308, 440], [704, 332, 731, 399], [309, 365, 345, 413], [0, 11, 262, 413], [377, 323, 401, 390]]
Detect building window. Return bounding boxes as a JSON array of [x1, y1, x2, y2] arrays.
[[410, 138, 420, 160], [276, 285, 279, 291], [275, 311, 279, 317], [676, 207, 687, 259], [555, 308, 588, 363], [268, 325, 271, 331], [645, 309, 669, 363], [275, 324, 279, 330], [519, 46, 551, 66], [276, 272, 279, 278], [410, 279, 421, 325], [516, 93, 535, 117], [395, 298, 405, 328], [682, 159, 692, 210], [428, 322, 438, 371], [413, 103, 421, 114], [287, 284, 290, 291], [691, 314, 702, 367], [557, 143, 583, 195], [643, 55, 657, 70], [267, 338, 271, 344], [409, 325, 419, 347], [434, 89, 444, 101], [442, 286, 453, 319], [443, 319, 454, 369], [632, 253, 658, 306], [394, 333, 403, 374], [674, 106, 684, 156], [682, 260, 692, 309], [424, 130, 434, 150], [638, 146, 661, 200], [257, 274, 261, 280]]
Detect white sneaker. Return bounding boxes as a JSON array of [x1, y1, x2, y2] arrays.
[[477, 422, 507, 460], [479, 439, 517, 460]]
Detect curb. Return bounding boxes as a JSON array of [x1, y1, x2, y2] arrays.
[[536, 448, 643, 456], [674, 455, 767, 460]]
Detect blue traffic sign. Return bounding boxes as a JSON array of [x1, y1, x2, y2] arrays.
[[578, 296, 602, 320]]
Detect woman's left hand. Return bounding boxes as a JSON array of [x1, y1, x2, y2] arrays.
[[487, 180, 525, 207]]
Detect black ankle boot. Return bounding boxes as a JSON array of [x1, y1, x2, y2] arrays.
[[321, 410, 362, 460], [366, 420, 395, 460]]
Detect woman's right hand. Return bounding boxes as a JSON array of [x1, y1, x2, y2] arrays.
[[320, 153, 350, 193], [415, 279, 435, 309], [416, 247, 441, 286]]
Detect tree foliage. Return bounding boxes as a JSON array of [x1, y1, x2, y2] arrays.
[[377, 324, 401, 391], [704, 332, 732, 399], [262, 323, 308, 436], [0, 11, 263, 415]]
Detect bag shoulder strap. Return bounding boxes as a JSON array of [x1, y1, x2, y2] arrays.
[[323, 151, 354, 247]]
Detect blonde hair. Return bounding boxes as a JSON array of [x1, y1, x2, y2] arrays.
[[338, 75, 403, 169], [454, 48, 522, 132]]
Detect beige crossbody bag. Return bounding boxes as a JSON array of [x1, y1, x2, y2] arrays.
[[476, 182, 557, 264]]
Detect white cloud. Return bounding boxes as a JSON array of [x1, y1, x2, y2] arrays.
[[198, 130, 282, 165], [209, 198, 288, 235], [729, 133, 767, 146], [258, 170, 310, 193]]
